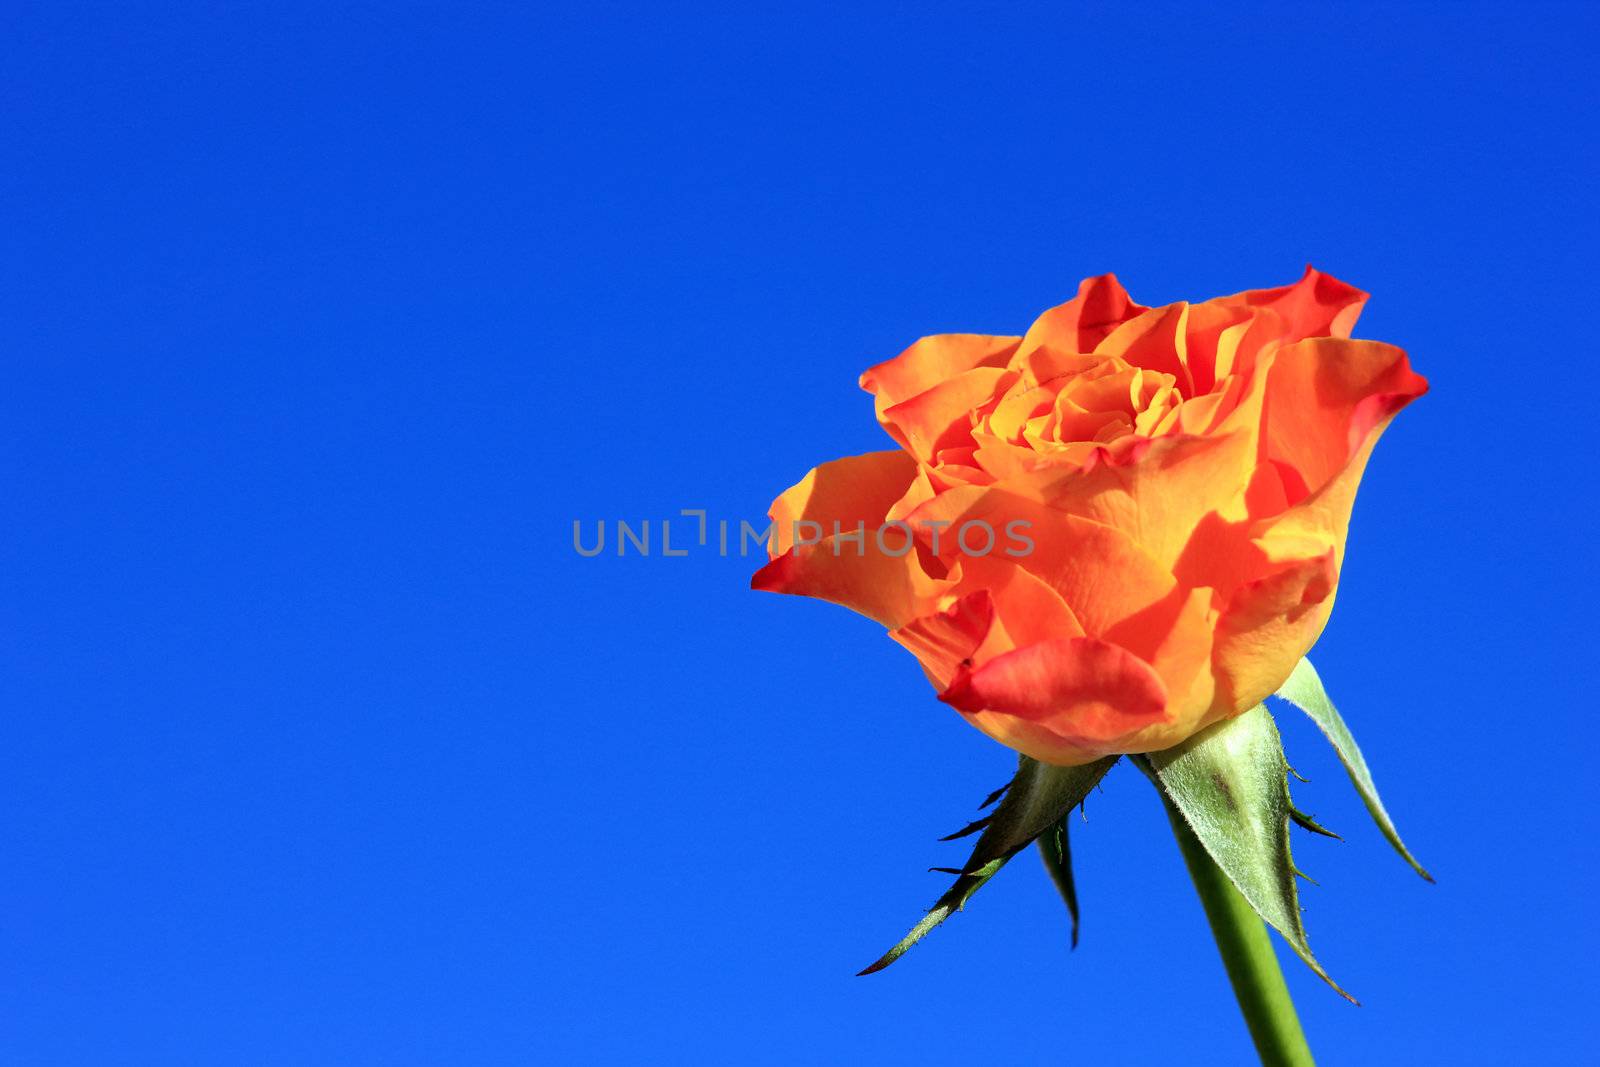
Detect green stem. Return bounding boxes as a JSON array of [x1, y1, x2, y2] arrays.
[[1161, 793, 1315, 1067]]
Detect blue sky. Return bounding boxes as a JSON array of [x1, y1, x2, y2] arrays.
[[5, 3, 1596, 1063]]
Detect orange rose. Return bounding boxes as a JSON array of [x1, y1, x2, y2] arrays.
[[753, 269, 1426, 766]]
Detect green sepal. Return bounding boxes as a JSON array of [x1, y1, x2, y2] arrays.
[[1137, 706, 1355, 1002], [938, 815, 993, 842], [1288, 805, 1342, 840], [1036, 816, 1081, 949], [1274, 657, 1434, 882], [978, 781, 1011, 810], [859, 755, 1115, 974]]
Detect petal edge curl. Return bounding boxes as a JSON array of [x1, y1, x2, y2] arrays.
[[751, 534, 951, 629], [940, 636, 1170, 747], [1213, 265, 1370, 342]]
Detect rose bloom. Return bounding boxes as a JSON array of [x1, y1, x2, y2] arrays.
[[753, 269, 1426, 767]]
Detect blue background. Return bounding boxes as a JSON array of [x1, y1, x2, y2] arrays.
[[5, 3, 1595, 1063]]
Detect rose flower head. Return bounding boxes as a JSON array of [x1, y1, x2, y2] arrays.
[[754, 269, 1426, 767]]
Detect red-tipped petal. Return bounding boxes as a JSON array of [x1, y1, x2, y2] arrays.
[[1018, 274, 1149, 358], [750, 531, 952, 629], [940, 636, 1169, 746], [1263, 337, 1428, 502], [1213, 265, 1370, 341]]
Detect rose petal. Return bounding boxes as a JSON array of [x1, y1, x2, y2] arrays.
[[1211, 266, 1369, 342], [879, 366, 1018, 461], [973, 559, 1087, 649], [940, 636, 1170, 750], [889, 590, 1004, 690], [1180, 301, 1257, 396], [1105, 584, 1217, 729], [860, 333, 1019, 423], [1263, 337, 1428, 501], [765, 451, 919, 556], [889, 559, 1091, 686], [1094, 302, 1195, 396], [1253, 398, 1415, 574], [1210, 550, 1339, 712], [751, 534, 952, 629], [1017, 274, 1148, 360], [1171, 386, 1407, 628], [903, 486, 1177, 638], [1013, 431, 1257, 572]]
